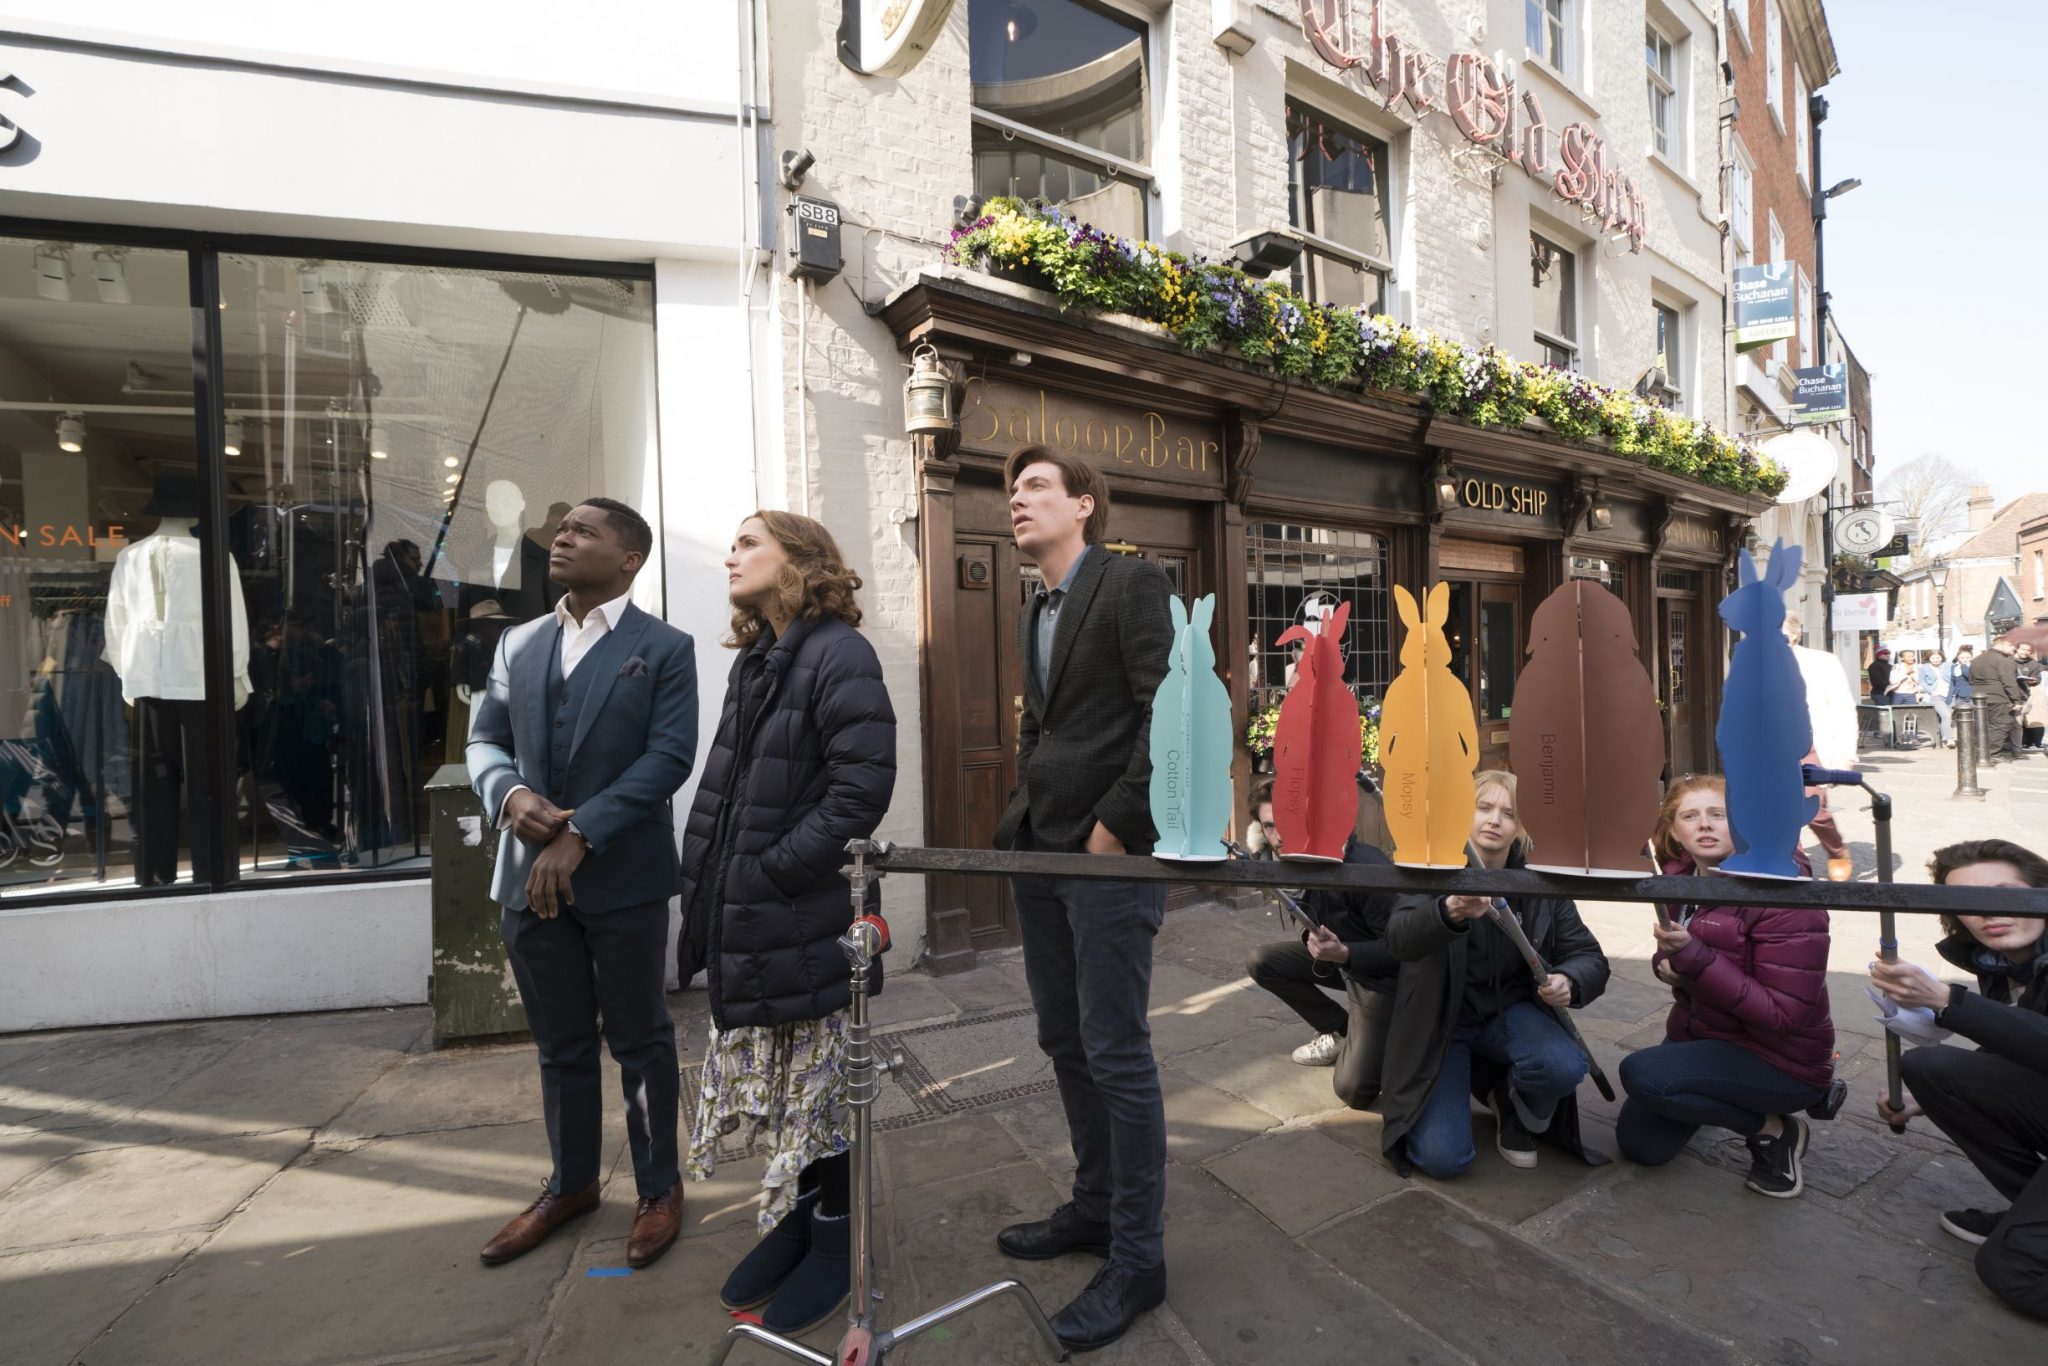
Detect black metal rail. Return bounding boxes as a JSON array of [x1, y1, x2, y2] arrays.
[[862, 846, 2048, 918]]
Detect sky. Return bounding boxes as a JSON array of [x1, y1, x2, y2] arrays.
[[1820, 2, 2044, 507]]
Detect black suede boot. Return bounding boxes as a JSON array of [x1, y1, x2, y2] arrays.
[[718, 1187, 817, 1311], [759, 1206, 851, 1335]]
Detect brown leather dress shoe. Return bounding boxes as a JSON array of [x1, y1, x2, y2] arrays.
[[626, 1183, 683, 1268], [480, 1182, 600, 1266]]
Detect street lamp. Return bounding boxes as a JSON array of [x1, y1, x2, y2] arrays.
[[1930, 559, 1950, 657]]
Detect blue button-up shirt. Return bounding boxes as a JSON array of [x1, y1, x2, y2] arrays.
[[1031, 546, 1093, 698]]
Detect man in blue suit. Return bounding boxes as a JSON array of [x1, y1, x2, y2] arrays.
[[467, 498, 698, 1270]]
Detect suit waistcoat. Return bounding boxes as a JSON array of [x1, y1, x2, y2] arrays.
[[543, 630, 606, 794]]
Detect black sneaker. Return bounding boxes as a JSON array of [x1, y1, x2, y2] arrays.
[[1490, 1085, 1538, 1169], [1743, 1113, 1808, 1198], [1941, 1207, 2003, 1246]]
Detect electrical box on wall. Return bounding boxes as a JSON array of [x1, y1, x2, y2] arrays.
[[787, 195, 844, 282]]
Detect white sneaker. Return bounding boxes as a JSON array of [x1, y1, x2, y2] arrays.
[[1290, 1033, 1341, 1066]]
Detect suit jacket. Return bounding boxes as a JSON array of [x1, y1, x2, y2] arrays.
[[466, 600, 698, 912], [994, 545, 1174, 855], [1971, 650, 2025, 710]]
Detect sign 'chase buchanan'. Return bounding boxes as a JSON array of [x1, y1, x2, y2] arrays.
[[1298, 0, 1648, 253]]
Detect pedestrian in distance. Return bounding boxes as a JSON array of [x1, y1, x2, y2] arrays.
[[1922, 649, 1954, 748], [1971, 639, 2027, 762], [1868, 647, 1893, 703], [1619, 775, 1835, 1199], [681, 510, 897, 1336], [1890, 649, 1922, 707], [1870, 839, 2048, 1321], [993, 443, 1174, 1353], [466, 498, 698, 1270], [1379, 771, 1610, 1178], [1784, 612, 1859, 880]]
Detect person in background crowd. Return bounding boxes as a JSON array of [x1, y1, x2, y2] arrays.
[[1619, 775, 1835, 1199], [1871, 839, 2048, 1320], [1921, 650, 1954, 748], [1949, 645, 1977, 709], [1889, 650, 1922, 707], [2017, 643, 2041, 697], [1972, 639, 2028, 763], [1868, 647, 1893, 702], [992, 444, 1174, 1353], [1241, 778, 1281, 860], [682, 511, 896, 1336], [1785, 613, 1858, 881], [2027, 670, 2048, 753], [1379, 771, 1609, 1178]]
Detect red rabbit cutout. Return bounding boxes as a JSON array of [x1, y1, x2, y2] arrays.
[[1270, 602, 1361, 862]]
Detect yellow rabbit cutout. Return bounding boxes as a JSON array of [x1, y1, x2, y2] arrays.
[[1379, 583, 1479, 869]]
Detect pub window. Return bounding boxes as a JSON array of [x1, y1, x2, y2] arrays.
[[1653, 300, 1686, 411], [968, 0, 1152, 241], [1764, 0, 1784, 125], [1530, 231, 1578, 370], [1284, 101, 1393, 314], [1646, 21, 1679, 161], [1571, 555, 1624, 601], [1525, 0, 1574, 80], [1794, 66, 1811, 186], [1246, 523, 1391, 722]]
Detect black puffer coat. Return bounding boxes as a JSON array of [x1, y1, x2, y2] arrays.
[[678, 614, 896, 1029]]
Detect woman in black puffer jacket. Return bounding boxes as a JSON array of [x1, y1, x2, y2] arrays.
[[680, 510, 895, 1336]]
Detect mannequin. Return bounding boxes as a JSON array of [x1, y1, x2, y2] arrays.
[[458, 480, 560, 623], [103, 474, 251, 886], [449, 596, 516, 742]]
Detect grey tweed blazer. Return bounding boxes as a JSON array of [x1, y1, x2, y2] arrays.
[[993, 544, 1175, 855]]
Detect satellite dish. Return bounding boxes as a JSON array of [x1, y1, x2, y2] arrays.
[[1762, 430, 1835, 504]]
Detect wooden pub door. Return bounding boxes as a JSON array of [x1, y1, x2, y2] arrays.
[[936, 475, 1208, 953]]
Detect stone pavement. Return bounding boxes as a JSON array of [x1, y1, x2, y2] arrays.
[[4, 743, 2045, 1365]]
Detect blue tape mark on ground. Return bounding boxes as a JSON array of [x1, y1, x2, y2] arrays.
[[587, 1267, 633, 1277]]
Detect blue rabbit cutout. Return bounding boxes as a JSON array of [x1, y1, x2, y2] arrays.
[[1149, 594, 1234, 861], [1715, 540, 1818, 879]]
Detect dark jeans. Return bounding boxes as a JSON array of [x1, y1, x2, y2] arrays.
[[501, 898, 679, 1199], [1246, 938, 1348, 1038], [1012, 868, 1168, 1268], [1616, 1039, 1822, 1165], [1406, 1001, 1588, 1179], [1902, 1044, 2048, 1319], [133, 698, 216, 887]]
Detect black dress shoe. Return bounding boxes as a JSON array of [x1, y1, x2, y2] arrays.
[[1051, 1258, 1167, 1353], [995, 1202, 1113, 1261]]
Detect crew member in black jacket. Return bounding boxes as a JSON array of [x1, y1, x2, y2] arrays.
[[992, 444, 1174, 1354], [1871, 839, 2048, 1320]]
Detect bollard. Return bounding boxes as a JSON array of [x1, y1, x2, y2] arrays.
[[1955, 702, 1987, 799], [1974, 697, 1998, 768]]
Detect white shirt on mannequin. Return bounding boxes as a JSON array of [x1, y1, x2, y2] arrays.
[[103, 521, 251, 708]]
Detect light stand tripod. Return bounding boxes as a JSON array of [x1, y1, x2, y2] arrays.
[[711, 839, 1069, 1366]]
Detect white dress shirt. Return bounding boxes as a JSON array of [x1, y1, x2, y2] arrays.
[[497, 590, 636, 828], [103, 526, 252, 708]]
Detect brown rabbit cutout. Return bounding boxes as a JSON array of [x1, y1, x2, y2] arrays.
[[1379, 583, 1478, 868], [1509, 579, 1666, 876]]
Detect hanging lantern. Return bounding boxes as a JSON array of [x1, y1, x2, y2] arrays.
[[902, 343, 955, 435]]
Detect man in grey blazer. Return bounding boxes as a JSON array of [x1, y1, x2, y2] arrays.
[[992, 446, 1175, 1352], [467, 497, 698, 1270]]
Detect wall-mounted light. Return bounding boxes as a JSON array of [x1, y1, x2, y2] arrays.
[[223, 414, 244, 457], [56, 412, 85, 453], [92, 250, 131, 305], [1230, 228, 1306, 279], [1588, 484, 1613, 531], [902, 343, 957, 435], [369, 423, 389, 460], [34, 244, 72, 302], [1431, 458, 1460, 514]]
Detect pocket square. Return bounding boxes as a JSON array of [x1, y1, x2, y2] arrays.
[[619, 656, 649, 677]]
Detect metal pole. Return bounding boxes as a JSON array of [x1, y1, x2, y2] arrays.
[[1869, 786, 1906, 1133], [1955, 702, 1986, 799], [1977, 692, 1998, 769]]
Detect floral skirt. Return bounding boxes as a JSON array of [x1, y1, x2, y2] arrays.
[[686, 1011, 853, 1233]]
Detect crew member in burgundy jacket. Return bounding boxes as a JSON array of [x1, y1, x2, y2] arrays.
[[1616, 774, 1835, 1199]]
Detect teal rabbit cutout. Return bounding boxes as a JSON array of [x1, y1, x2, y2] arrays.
[[1150, 594, 1234, 862]]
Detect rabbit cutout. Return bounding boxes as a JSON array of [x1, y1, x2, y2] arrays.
[[1271, 600, 1361, 861], [1510, 579, 1666, 876], [1149, 594, 1234, 862], [1716, 541, 1818, 879], [1380, 583, 1479, 868]]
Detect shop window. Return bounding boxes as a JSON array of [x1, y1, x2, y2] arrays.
[[1246, 523, 1391, 719], [1530, 231, 1578, 370], [1646, 21, 1679, 161], [1284, 101, 1393, 313], [0, 234, 657, 900], [969, 0, 1152, 240], [1525, 0, 1574, 80], [1653, 300, 1686, 411]]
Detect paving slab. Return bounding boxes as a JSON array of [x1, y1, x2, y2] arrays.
[[1167, 1166, 1461, 1365], [0, 1125, 90, 1199], [1160, 1069, 1284, 1164], [1308, 1188, 1740, 1366], [1157, 901, 1276, 981], [0, 1132, 305, 1251], [1862, 1149, 2005, 1259], [880, 1111, 1030, 1196], [985, 1091, 1080, 1190], [0, 1232, 201, 1366], [1169, 1026, 1351, 1123], [1573, 972, 1677, 1027], [926, 956, 1036, 1016], [1542, 1156, 2046, 1363], [368, 1346, 525, 1366], [138, 1009, 426, 1139], [0, 1021, 255, 1133], [867, 973, 960, 1034], [1202, 1127, 1405, 1236], [1684, 1116, 1903, 1200], [1146, 963, 1279, 1058], [1414, 1116, 1623, 1226], [325, 1044, 546, 1141], [81, 1122, 576, 1366], [894, 1010, 1050, 1107]]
